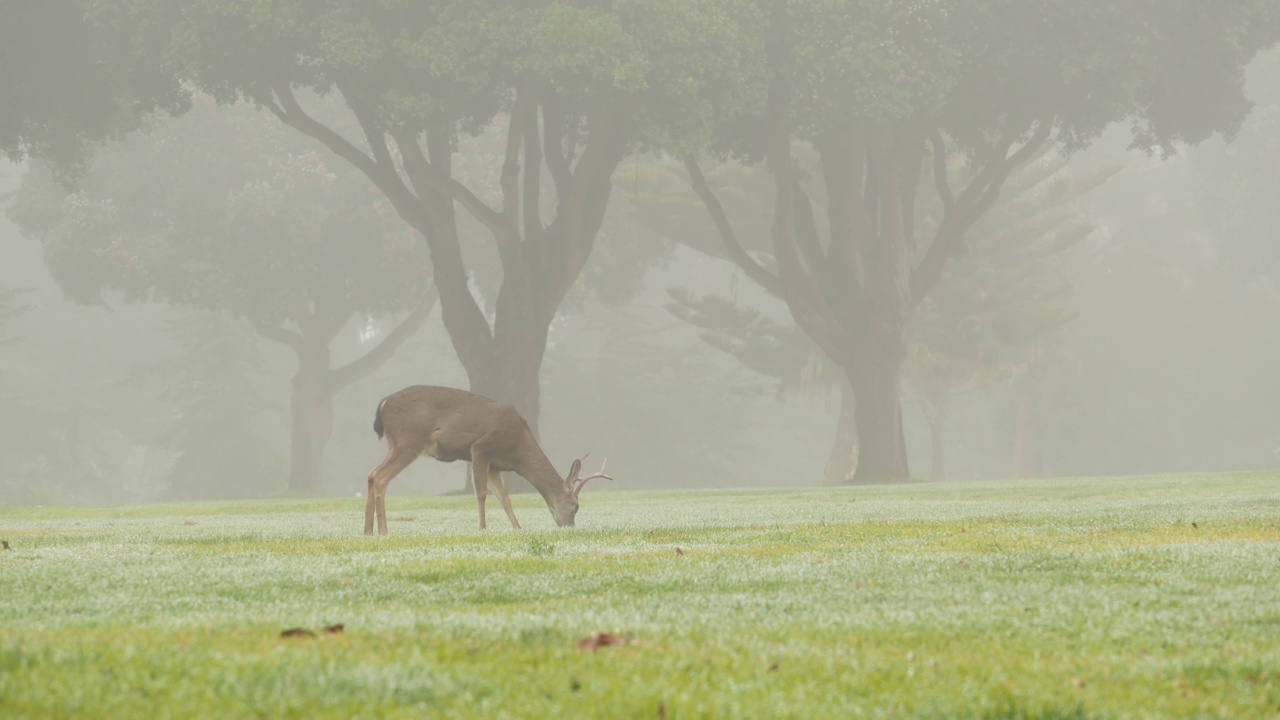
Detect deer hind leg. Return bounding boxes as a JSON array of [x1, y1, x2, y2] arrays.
[[487, 469, 521, 529], [365, 444, 419, 536]]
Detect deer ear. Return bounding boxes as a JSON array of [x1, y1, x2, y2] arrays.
[[566, 458, 583, 484]]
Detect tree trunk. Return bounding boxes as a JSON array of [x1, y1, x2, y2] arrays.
[[824, 380, 859, 484], [848, 358, 910, 484], [1013, 378, 1040, 478], [928, 413, 948, 484], [287, 346, 334, 496]]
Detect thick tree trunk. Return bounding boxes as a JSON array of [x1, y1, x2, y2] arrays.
[[287, 347, 334, 496], [847, 358, 910, 484], [824, 380, 859, 485]]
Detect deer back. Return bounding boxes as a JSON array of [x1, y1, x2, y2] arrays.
[[376, 385, 549, 472]]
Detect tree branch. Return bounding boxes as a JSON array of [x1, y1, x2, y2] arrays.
[[390, 127, 508, 239], [263, 82, 429, 233], [330, 288, 438, 391], [541, 89, 572, 197], [337, 79, 395, 170], [910, 118, 1051, 301], [250, 318, 304, 351], [929, 127, 954, 213], [520, 86, 545, 247], [682, 154, 784, 297]]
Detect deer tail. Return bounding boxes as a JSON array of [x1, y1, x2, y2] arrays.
[[373, 399, 386, 440]]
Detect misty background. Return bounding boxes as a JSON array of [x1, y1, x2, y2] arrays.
[[1, 5, 1278, 505]]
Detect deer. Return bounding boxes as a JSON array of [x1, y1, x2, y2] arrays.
[[364, 385, 612, 535]]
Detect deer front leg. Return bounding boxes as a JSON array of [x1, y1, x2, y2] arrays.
[[471, 456, 490, 530], [365, 445, 418, 537], [487, 470, 521, 529]]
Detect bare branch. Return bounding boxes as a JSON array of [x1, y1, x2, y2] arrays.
[[682, 155, 784, 297], [929, 127, 954, 212], [910, 118, 1051, 301], [337, 79, 395, 170], [249, 318, 303, 351], [265, 82, 429, 233], [541, 90, 572, 197], [331, 289, 438, 391], [520, 86, 545, 246], [390, 127, 508, 238]]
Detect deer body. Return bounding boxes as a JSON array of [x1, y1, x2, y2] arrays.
[[364, 385, 609, 535]]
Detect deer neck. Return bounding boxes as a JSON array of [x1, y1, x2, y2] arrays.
[[516, 445, 575, 511]]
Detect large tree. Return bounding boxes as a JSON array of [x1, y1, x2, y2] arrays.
[[682, 0, 1280, 482], [1, 1, 185, 168], [8, 98, 432, 495], [94, 0, 758, 435]]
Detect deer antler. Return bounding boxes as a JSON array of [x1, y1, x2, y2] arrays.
[[571, 455, 613, 497]]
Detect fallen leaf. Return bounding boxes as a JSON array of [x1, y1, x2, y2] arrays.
[[323, 623, 345, 635], [675, 547, 685, 557], [182, 521, 197, 526], [577, 632, 631, 651], [280, 628, 316, 639]]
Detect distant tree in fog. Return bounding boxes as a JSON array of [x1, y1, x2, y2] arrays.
[[8, 99, 433, 496], [675, 0, 1280, 483], [89, 0, 756, 439]]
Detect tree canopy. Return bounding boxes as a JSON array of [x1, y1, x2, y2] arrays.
[[676, 0, 1280, 481]]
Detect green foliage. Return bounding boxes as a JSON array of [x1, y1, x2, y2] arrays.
[[1, 474, 1277, 717], [1192, 48, 1280, 288], [0, 1, 187, 169], [7, 97, 428, 327]]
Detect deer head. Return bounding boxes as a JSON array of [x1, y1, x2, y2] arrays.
[[549, 455, 613, 527]]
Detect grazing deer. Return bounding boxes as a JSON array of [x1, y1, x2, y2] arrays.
[[364, 385, 612, 535]]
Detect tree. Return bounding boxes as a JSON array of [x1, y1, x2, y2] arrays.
[[0, 1, 185, 169], [907, 157, 1117, 481], [94, 0, 759, 436], [681, 0, 1280, 482], [8, 98, 433, 495]]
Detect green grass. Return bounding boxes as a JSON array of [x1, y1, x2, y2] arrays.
[[1, 473, 1278, 719]]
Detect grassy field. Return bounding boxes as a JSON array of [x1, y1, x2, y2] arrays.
[[1, 473, 1278, 719]]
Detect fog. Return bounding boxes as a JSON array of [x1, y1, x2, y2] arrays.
[[1, 5, 1277, 505]]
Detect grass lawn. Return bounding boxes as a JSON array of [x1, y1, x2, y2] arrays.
[[1, 473, 1278, 719]]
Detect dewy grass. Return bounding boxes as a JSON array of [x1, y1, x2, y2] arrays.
[[1, 473, 1277, 719]]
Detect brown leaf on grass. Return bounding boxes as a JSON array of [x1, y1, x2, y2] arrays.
[[323, 624, 345, 635], [182, 521, 197, 526], [675, 547, 684, 556], [577, 632, 632, 651], [280, 628, 316, 639]]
